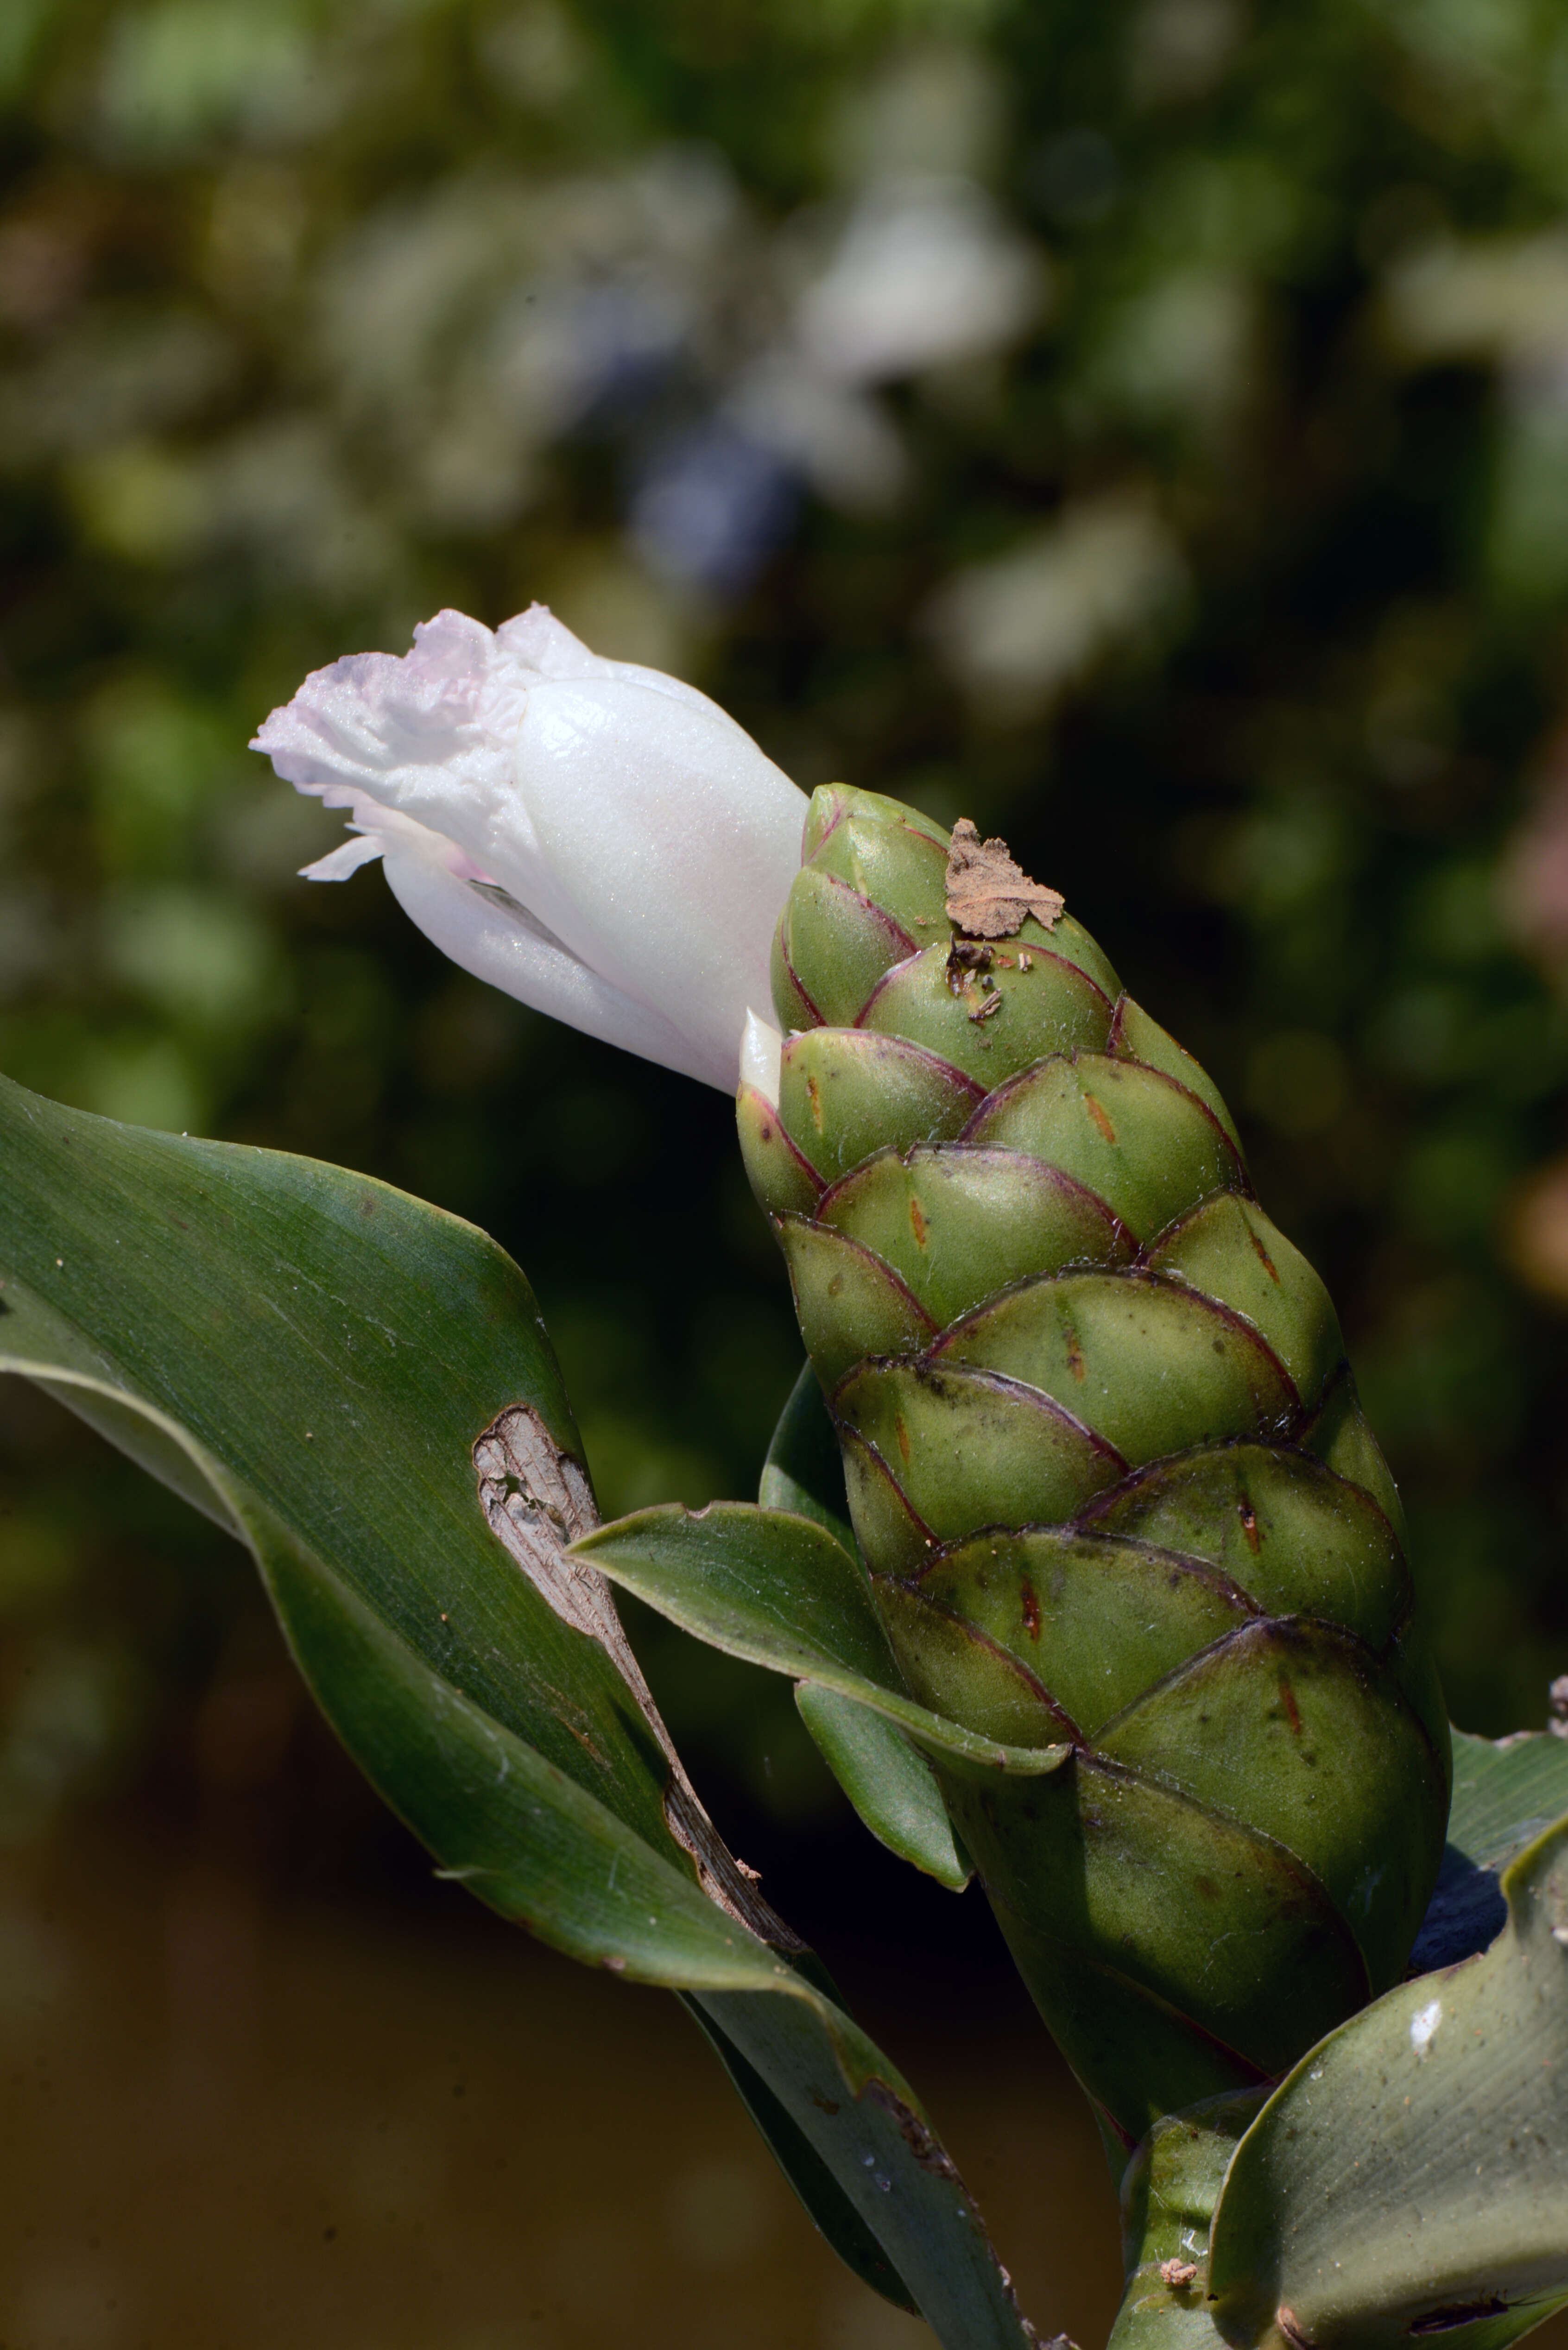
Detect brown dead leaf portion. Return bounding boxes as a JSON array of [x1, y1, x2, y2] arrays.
[[945, 818, 1065, 940], [473, 1403, 800, 1949]]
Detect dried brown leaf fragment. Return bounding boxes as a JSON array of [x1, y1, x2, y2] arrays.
[[473, 1403, 801, 1947], [945, 819, 1065, 940]]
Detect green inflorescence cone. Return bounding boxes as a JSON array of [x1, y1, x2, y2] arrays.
[[740, 783, 1451, 2150]]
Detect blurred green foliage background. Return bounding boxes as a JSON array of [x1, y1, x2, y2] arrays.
[[4, 0, 1568, 1872]]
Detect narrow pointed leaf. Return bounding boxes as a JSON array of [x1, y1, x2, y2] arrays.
[[796, 1681, 973, 1888], [575, 1503, 1072, 1775], [760, 1380, 974, 1883], [697, 1983, 1046, 2350], [679, 1995, 920, 2313]]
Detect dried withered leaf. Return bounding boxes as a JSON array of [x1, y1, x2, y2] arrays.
[[473, 1404, 798, 1946], [945, 819, 1065, 940]]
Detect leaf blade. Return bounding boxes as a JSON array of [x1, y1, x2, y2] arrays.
[[1208, 1813, 1568, 2350], [797, 1681, 973, 1889], [575, 1502, 1072, 1775], [0, 1073, 1044, 2350]]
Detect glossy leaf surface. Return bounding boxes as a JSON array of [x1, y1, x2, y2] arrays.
[[762, 1367, 973, 1885], [1208, 1816, 1568, 2350], [777, 1214, 935, 1389], [1142, 1194, 1342, 1409], [961, 1054, 1241, 1241], [835, 1357, 1125, 1556], [858, 937, 1113, 1082], [0, 1073, 1043, 2350], [576, 1502, 1072, 1773], [911, 1527, 1254, 1739], [932, 1273, 1297, 1460], [795, 1681, 972, 1889], [779, 1028, 983, 1176], [818, 1142, 1134, 1325]]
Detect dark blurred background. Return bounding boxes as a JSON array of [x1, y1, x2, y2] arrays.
[[3, 0, 1568, 2342]]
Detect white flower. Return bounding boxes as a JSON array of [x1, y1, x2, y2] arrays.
[[252, 605, 807, 1089], [740, 1007, 784, 1109]]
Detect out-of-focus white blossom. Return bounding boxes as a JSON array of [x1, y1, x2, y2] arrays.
[[253, 606, 806, 1090], [796, 175, 1046, 385]]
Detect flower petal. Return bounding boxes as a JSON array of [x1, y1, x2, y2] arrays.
[[505, 675, 804, 1089], [740, 1009, 784, 1107], [300, 831, 388, 882], [252, 606, 536, 850], [494, 604, 622, 682], [379, 838, 720, 1086], [496, 605, 722, 718], [254, 602, 808, 1089]]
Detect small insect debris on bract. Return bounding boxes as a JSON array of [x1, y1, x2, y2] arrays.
[[944, 818, 1065, 941]]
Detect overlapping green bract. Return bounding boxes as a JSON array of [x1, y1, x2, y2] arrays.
[[740, 783, 1451, 2142]]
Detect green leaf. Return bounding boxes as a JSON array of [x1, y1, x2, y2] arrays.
[[1411, 1726, 1568, 1970], [1207, 1813, 1568, 2350], [0, 1084, 677, 1846], [574, 1502, 1073, 1776], [695, 1981, 1050, 2350], [680, 1995, 920, 2311], [764, 1366, 975, 1886], [1447, 1727, 1568, 1864], [796, 1681, 973, 1889], [19, 1366, 802, 1995], [760, 1357, 859, 1558], [1106, 2090, 1267, 2350], [0, 1072, 1042, 2350]]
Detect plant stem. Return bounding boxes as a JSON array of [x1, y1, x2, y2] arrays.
[[1107, 2091, 1266, 2350]]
